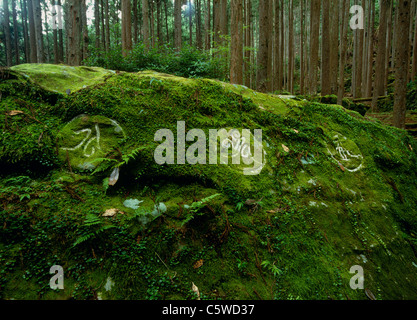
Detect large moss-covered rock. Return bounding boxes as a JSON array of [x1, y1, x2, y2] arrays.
[[1, 64, 417, 300]]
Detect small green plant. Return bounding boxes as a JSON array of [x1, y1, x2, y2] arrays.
[[72, 213, 115, 248], [181, 193, 221, 226], [261, 260, 282, 277]]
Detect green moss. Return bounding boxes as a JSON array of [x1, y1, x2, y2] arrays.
[[1, 64, 417, 300]]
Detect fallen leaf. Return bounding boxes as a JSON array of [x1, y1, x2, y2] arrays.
[[191, 282, 201, 300], [193, 259, 204, 269], [282, 144, 290, 153], [293, 129, 299, 134], [338, 162, 346, 172], [108, 167, 120, 186], [103, 208, 124, 217], [7, 110, 24, 116], [409, 144, 413, 151]]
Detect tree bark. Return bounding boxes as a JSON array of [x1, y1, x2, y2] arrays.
[[121, 0, 132, 56], [309, 0, 321, 95], [365, 0, 375, 97], [21, 0, 30, 63], [67, 0, 81, 66], [204, 0, 211, 50], [174, 0, 182, 51], [372, 0, 390, 111], [94, 0, 100, 50], [321, 0, 331, 95], [33, 0, 43, 63], [230, 0, 243, 84], [256, 0, 269, 92], [143, 0, 150, 50], [393, 0, 411, 129], [337, 0, 349, 105], [3, 0, 12, 66], [413, 2, 417, 80]]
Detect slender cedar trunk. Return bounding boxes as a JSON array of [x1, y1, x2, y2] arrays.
[[372, 0, 390, 111], [164, 0, 170, 45], [309, 0, 320, 95], [11, 0, 19, 65], [174, 0, 182, 51], [362, 0, 368, 97], [67, 0, 81, 66], [3, 0, 12, 66], [337, 0, 349, 106], [411, 3, 417, 80], [267, 0, 273, 91], [156, 0, 162, 46], [330, 0, 339, 95], [133, 0, 138, 44], [121, 0, 132, 56], [53, 0, 59, 63], [196, 0, 202, 49], [273, 0, 279, 91], [300, 0, 304, 95], [213, 0, 221, 49], [100, 0, 106, 50], [354, 0, 364, 98], [27, 0, 37, 62], [143, 0, 150, 50], [220, 0, 227, 37], [94, 0, 100, 49], [321, 0, 331, 95], [204, 0, 211, 50], [33, 0, 43, 63], [393, 0, 411, 129], [366, 0, 375, 97], [43, 0, 51, 63], [58, 0, 64, 62], [81, 0, 88, 62], [256, 0, 269, 92], [150, 0, 155, 48], [230, 0, 243, 84], [244, 0, 251, 87], [288, 0, 294, 93], [189, 0, 192, 46], [409, 0, 416, 82], [279, 0, 284, 91], [21, 0, 29, 63], [105, 0, 110, 50], [384, 0, 393, 92]]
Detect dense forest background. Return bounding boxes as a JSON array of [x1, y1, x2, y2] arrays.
[[1, 0, 417, 128]]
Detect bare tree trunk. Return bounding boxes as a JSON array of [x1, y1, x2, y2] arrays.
[[300, 0, 305, 95], [121, 0, 132, 56], [81, 0, 89, 62], [189, 0, 192, 46], [33, 0, 43, 63], [337, 0, 349, 105], [94, 0, 100, 50], [230, 0, 243, 84], [164, 0, 170, 45], [321, 0, 331, 95], [393, 0, 411, 129], [372, 0, 390, 111], [20, 0, 30, 63], [11, 0, 19, 65], [273, 0, 281, 91], [309, 0, 321, 95], [330, 0, 339, 95], [27, 0, 37, 63], [256, 0, 269, 92], [366, 0, 375, 97], [133, 0, 138, 44], [3, 0, 12, 66], [196, 0, 202, 49], [204, 0, 211, 50], [105, 0, 110, 50], [412, 3, 417, 80], [143, 0, 150, 50], [67, 0, 81, 66], [174, 0, 182, 51], [288, 0, 294, 93], [58, 0, 64, 62], [384, 0, 393, 93], [244, 0, 252, 87]]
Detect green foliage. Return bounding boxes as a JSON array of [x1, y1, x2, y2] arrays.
[[84, 44, 227, 80]]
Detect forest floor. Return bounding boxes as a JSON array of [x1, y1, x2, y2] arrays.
[[366, 110, 417, 139]]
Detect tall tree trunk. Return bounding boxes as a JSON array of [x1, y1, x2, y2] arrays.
[[105, 0, 110, 50], [204, 0, 211, 50], [157, 0, 162, 46], [100, 0, 106, 50], [27, 0, 37, 63], [67, 0, 81, 66], [43, 0, 51, 63], [372, 0, 390, 111], [164, 0, 170, 45], [329, 0, 339, 95], [3, 0, 12, 66], [21, 0, 29, 63], [337, 0, 349, 105], [121, 0, 132, 56], [94, 0, 100, 50], [309, 0, 321, 95], [256, 0, 269, 92], [411, 3, 417, 80], [244, 0, 252, 87], [321, 0, 331, 95], [365, 0, 375, 97], [11, 0, 19, 65], [189, 0, 192, 46], [288, 0, 294, 93], [33, 0, 43, 63], [58, 0, 64, 62], [300, 0, 305, 95], [279, 0, 284, 91], [354, 0, 364, 98], [384, 0, 393, 93], [81, 0, 88, 62], [52, 0, 58, 63], [230, 0, 243, 84], [174, 0, 182, 51], [133, 0, 138, 44], [196, 0, 202, 49], [393, 0, 411, 129], [267, 0, 273, 91], [143, 0, 150, 49]]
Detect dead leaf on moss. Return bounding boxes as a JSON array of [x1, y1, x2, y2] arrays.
[[191, 282, 200, 300], [103, 208, 125, 217], [7, 110, 24, 116], [193, 259, 203, 269], [282, 144, 290, 153]]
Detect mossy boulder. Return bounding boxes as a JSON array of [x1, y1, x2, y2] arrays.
[[1, 64, 417, 300]]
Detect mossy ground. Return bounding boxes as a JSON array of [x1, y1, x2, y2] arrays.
[[1, 64, 417, 300]]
